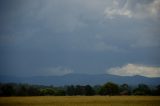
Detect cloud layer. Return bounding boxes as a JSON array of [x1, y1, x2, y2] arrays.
[[0, 0, 160, 76], [105, 0, 160, 19], [107, 64, 160, 78], [1, 0, 159, 50], [39, 67, 73, 76]]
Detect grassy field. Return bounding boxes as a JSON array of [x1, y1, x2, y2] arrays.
[[0, 96, 160, 106]]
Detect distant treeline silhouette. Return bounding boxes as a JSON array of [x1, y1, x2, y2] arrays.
[[0, 82, 160, 96]]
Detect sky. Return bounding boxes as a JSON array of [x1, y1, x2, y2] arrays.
[[0, 0, 160, 77]]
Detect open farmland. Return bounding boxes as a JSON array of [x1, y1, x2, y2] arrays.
[[0, 96, 160, 106]]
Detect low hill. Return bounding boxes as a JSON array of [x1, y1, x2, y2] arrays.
[[0, 74, 160, 86]]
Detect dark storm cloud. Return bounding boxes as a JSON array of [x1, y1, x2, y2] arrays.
[[0, 0, 160, 77]]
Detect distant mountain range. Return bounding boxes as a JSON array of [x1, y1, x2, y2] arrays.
[[0, 74, 160, 86]]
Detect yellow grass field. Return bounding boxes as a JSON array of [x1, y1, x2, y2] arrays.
[[0, 96, 160, 106]]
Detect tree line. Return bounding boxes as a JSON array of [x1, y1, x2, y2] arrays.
[[0, 82, 160, 96]]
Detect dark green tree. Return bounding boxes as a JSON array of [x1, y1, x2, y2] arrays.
[[28, 86, 40, 96], [66, 85, 75, 95], [133, 84, 151, 95], [1, 84, 15, 96], [40, 88, 55, 96], [99, 82, 119, 95], [119, 84, 131, 95], [55, 89, 65, 96], [155, 85, 160, 95], [75, 85, 85, 95], [84, 85, 95, 96], [152, 85, 160, 96], [93, 85, 101, 95], [17, 85, 29, 96]]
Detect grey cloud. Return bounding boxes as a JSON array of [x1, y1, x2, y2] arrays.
[[0, 0, 160, 76], [38, 66, 73, 76], [130, 25, 160, 48], [104, 0, 160, 19], [0, 35, 16, 44], [1, 0, 159, 51], [23, 0, 108, 32]]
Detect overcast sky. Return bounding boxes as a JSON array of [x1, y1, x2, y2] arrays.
[[0, 0, 160, 77]]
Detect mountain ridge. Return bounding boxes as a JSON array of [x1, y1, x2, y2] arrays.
[[0, 73, 160, 86]]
